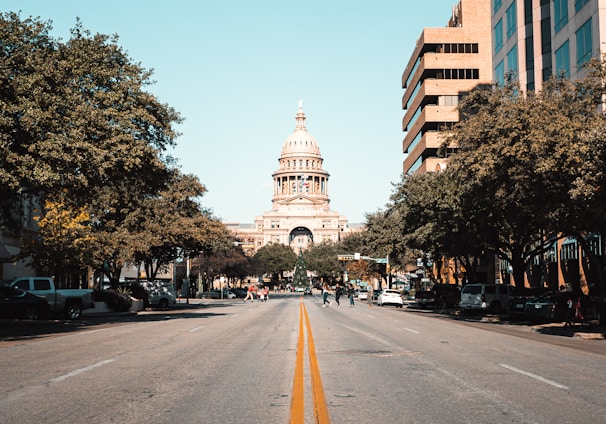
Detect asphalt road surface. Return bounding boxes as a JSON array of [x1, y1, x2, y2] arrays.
[[1, 292, 605, 423]]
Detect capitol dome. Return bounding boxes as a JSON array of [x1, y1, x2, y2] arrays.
[[280, 104, 322, 159]]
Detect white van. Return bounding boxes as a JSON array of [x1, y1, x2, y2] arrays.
[[459, 284, 514, 313]]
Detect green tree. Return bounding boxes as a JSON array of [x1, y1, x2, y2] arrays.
[[253, 243, 296, 283], [128, 172, 233, 282], [292, 251, 309, 287], [445, 72, 606, 288], [388, 170, 488, 283], [305, 242, 341, 284], [20, 197, 94, 282]]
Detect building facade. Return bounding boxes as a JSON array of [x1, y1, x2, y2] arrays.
[[400, 0, 493, 175], [226, 104, 355, 254], [492, 0, 606, 91]]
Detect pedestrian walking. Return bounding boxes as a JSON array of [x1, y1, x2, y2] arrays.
[[347, 284, 355, 307], [244, 284, 255, 303], [367, 284, 373, 307], [334, 283, 342, 307], [322, 284, 331, 307], [263, 286, 269, 302]]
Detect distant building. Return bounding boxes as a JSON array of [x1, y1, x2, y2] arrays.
[[226, 103, 359, 254]]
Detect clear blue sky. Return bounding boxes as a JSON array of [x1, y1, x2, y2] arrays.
[[3, 1, 457, 223]]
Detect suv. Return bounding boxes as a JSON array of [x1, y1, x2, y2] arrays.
[[459, 284, 514, 313]]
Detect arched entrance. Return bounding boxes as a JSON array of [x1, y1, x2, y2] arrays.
[[289, 227, 313, 252]]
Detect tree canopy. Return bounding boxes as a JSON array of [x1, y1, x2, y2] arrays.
[[0, 13, 230, 283]]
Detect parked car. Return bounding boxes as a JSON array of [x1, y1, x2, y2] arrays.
[[209, 289, 236, 299], [0, 286, 50, 319], [230, 288, 248, 298], [506, 287, 549, 320], [198, 291, 220, 299], [377, 289, 404, 308], [415, 283, 461, 309], [142, 281, 177, 309], [358, 290, 368, 301], [524, 291, 598, 323], [121, 281, 176, 310], [6, 276, 94, 319], [459, 283, 514, 313]]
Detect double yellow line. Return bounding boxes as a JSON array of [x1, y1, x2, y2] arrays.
[[290, 302, 331, 424]]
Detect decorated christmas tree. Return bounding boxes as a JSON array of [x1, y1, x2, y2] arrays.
[[292, 251, 309, 287]]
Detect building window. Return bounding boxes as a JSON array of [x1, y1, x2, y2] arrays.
[[560, 239, 578, 261], [576, 18, 592, 66], [495, 60, 505, 86], [555, 40, 570, 77], [438, 95, 459, 106], [434, 69, 479, 80], [545, 242, 558, 263], [506, 2, 517, 39], [495, 18, 503, 53], [554, 0, 569, 33], [494, 0, 503, 13], [575, 0, 589, 12], [507, 44, 518, 79]]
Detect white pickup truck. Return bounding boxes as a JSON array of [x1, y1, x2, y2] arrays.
[[7, 276, 94, 319]]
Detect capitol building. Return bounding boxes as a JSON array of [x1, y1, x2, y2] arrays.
[[226, 103, 357, 254]]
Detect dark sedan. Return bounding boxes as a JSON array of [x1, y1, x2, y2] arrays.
[[524, 291, 598, 323], [0, 286, 49, 319], [506, 287, 548, 320]]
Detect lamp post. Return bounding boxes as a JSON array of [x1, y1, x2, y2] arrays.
[[185, 256, 191, 304]]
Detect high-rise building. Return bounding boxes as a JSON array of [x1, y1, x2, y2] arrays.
[[400, 0, 493, 175], [492, 0, 606, 91], [226, 104, 355, 254]]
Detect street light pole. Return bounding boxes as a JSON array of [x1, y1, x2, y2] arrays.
[[185, 256, 190, 304]]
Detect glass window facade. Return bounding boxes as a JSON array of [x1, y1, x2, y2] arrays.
[[506, 2, 517, 39], [554, 0, 569, 33], [575, 0, 589, 12], [495, 18, 503, 53], [495, 60, 505, 86], [507, 44, 518, 79], [576, 18, 592, 66], [555, 40, 570, 77]]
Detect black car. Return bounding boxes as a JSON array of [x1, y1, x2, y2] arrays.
[[524, 291, 598, 323], [506, 287, 548, 320], [0, 286, 50, 319]]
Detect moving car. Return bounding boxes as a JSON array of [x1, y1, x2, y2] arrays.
[[377, 289, 404, 308], [0, 286, 50, 319], [358, 290, 368, 301]]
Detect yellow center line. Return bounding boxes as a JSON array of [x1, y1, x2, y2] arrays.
[[290, 302, 331, 424], [290, 303, 305, 423]]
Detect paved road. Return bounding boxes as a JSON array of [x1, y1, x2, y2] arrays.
[[1, 293, 605, 423]]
